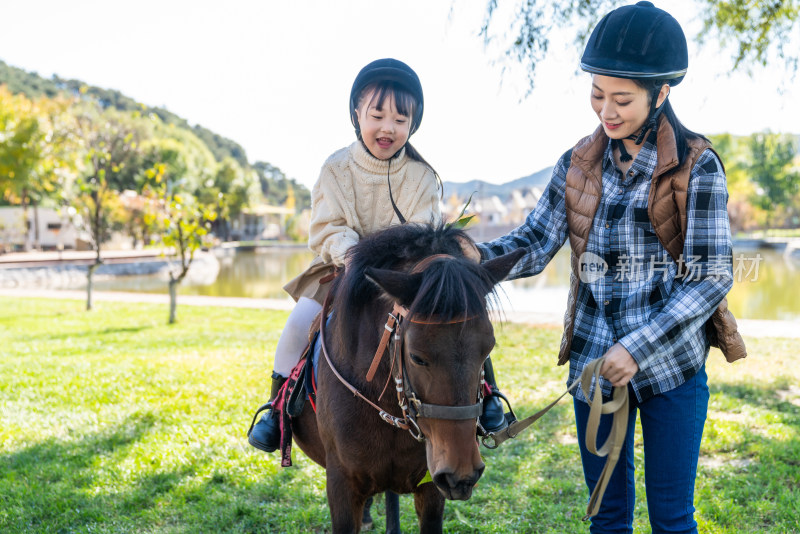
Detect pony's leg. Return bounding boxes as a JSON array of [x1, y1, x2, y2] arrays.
[[414, 483, 445, 534], [361, 495, 373, 531], [385, 491, 400, 534], [326, 462, 367, 534]]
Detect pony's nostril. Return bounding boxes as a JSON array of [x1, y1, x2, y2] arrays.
[[433, 470, 457, 490]]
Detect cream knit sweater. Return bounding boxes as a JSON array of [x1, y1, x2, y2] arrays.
[[308, 141, 441, 265]]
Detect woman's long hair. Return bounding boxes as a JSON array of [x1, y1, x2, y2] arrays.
[[635, 79, 709, 169]]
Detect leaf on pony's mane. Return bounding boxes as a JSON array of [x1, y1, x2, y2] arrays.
[[450, 214, 475, 229], [417, 470, 433, 486], [445, 191, 476, 230]]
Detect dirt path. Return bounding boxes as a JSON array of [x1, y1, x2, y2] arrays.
[[3, 288, 798, 339]]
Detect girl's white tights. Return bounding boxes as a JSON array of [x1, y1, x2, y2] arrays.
[[272, 296, 323, 378]]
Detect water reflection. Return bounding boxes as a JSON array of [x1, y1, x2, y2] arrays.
[[92, 248, 314, 300], [92, 246, 800, 321]]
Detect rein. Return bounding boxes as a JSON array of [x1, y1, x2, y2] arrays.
[[481, 357, 629, 521], [318, 255, 483, 443]]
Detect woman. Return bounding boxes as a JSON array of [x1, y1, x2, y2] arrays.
[[471, 2, 743, 532]]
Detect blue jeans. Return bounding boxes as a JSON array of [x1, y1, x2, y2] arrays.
[[573, 366, 709, 534]]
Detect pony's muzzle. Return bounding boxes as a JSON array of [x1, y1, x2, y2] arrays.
[[432, 464, 485, 500]]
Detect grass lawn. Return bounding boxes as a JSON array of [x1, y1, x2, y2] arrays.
[[1, 296, 798, 533]]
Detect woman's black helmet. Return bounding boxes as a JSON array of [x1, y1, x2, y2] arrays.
[[580, 1, 688, 86], [349, 58, 424, 137]]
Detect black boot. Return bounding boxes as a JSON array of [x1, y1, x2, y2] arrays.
[[479, 357, 513, 434], [247, 372, 287, 453]]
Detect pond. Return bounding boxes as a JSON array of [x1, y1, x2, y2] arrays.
[[89, 245, 800, 322]]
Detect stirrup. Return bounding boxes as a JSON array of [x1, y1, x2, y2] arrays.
[[246, 402, 274, 437], [489, 387, 518, 422], [477, 389, 518, 438]]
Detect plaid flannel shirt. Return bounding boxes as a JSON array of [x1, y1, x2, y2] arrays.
[[478, 139, 733, 402]]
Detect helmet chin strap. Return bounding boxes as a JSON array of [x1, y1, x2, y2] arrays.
[[386, 156, 407, 224], [615, 87, 668, 163], [358, 138, 408, 224], [634, 87, 668, 145]]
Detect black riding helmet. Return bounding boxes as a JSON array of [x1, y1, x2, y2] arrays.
[[349, 58, 424, 139], [580, 1, 687, 85], [580, 1, 687, 148]]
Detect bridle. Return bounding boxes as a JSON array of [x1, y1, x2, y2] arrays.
[[318, 254, 485, 442]]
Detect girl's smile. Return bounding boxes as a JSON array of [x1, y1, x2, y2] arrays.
[[355, 89, 411, 160]]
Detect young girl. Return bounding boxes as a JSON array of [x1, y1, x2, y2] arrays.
[[471, 2, 744, 531], [248, 58, 509, 453]]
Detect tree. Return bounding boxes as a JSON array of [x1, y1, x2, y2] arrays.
[[481, 0, 800, 91], [71, 105, 147, 310], [252, 161, 311, 211], [708, 133, 762, 233], [138, 124, 224, 243], [0, 87, 74, 249], [198, 157, 261, 241], [144, 164, 216, 324], [746, 132, 800, 227], [0, 87, 41, 245]]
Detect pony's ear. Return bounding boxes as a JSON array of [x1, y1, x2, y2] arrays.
[[364, 267, 424, 305], [482, 248, 526, 285]]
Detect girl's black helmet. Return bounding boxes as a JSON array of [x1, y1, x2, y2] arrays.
[[580, 1, 688, 85], [349, 58, 424, 137]]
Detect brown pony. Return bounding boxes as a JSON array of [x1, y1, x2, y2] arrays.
[[289, 223, 524, 533]]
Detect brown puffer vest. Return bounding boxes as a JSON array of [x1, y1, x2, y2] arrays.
[[557, 118, 747, 366]]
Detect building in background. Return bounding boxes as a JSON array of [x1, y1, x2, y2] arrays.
[[0, 207, 80, 253]]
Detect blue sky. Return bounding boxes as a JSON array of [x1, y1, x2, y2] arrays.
[[1, 0, 798, 189]]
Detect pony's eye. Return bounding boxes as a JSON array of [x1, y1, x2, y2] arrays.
[[409, 353, 428, 366]]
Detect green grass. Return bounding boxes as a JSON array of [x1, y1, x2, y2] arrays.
[[1, 297, 798, 533]]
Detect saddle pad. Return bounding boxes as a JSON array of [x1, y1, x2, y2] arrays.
[[285, 313, 331, 417], [310, 311, 333, 385]]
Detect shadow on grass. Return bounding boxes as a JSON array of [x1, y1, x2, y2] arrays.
[[34, 325, 156, 343], [1, 412, 158, 531], [0, 413, 332, 533]]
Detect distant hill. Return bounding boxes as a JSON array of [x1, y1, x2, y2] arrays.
[[445, 131, 800, 200], [0, 59, 248, 168], [0, 59, 311, 209], [443, 166, 553, 199]]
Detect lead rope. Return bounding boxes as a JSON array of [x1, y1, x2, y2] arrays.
[[481, 357, 629, 521], [580, 358, 629, 521]]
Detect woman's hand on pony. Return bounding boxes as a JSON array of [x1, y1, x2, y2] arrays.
[[457, 235, 481, 263]]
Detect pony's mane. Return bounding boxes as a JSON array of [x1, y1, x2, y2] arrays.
[[332, 223, 496, 323]]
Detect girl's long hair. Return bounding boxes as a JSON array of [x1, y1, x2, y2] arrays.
[[635, 79, 709, 169], [356, 81, 442, 192]]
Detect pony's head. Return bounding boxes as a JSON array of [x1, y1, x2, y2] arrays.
[[347, 223, 524, 500]]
